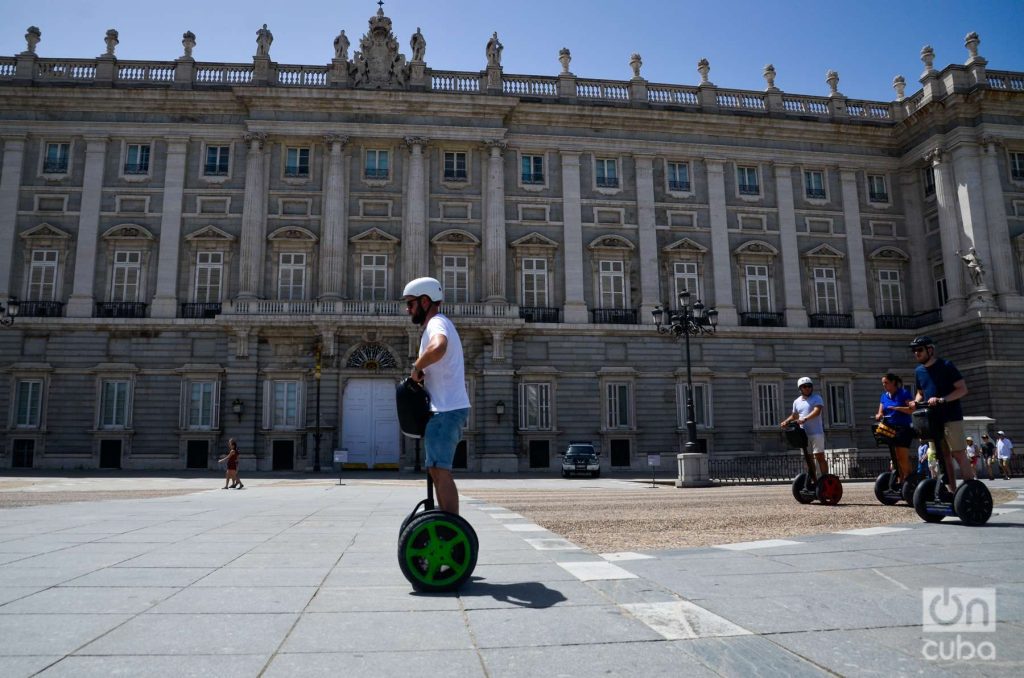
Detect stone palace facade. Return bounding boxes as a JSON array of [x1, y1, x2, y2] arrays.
[[1, 8, 1023, 472]]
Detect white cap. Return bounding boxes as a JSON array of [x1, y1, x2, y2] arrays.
[[997, 430, 1006, 435], [797, 377, 813, 387]]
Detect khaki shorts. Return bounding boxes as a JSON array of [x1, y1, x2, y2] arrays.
[[936, 419, 965, 454]]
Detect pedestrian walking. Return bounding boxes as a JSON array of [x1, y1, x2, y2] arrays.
[[980, 433, 996, 480], [218, 438, 244, 489], [996, 431, 1014, 480]]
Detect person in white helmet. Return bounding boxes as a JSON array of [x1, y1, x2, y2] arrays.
[[780, 377, 828, 476], [402, 277, 471, 514]]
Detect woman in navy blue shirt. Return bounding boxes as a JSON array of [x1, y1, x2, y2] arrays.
[[875, 372, 915, 482]]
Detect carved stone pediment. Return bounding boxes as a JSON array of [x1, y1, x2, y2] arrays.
[[185, 225, 236, 242], [350, 227, 399, 244], [21, 223, 71, 240], [350, 8, 408, 90], [733, 239, 778, 256], [804, 243, 845, 259], [869, 246, 910, 261], [101, 223, 155, 241], [587, 234, 634, 251], [663, 237, 708, 254], [431, 229, 480, 246], [511, 232, 558, 249], [268, 226, 317, 242]]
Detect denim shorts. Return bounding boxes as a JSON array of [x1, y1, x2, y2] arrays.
[[424, 408, 469, 470]]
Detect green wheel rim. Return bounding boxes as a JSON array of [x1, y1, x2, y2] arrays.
[[403, 518, 473, 587]]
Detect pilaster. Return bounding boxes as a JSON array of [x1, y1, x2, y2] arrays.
[[67, 136, 109, 317], [979, 138, 1024, 311], [560, 152, 588, 323], [402, 137, 429, 284], [772, 163, 807, 328], [319, 135, 349, 300], [237, 133, 268, 300], [634, 155, 660, 321], [0, 136, 27, 300], [839, 168, 874, 328], [927, 148, 967, 318], [950, 142, 996, 310], [899, 169, 932, 312], [483, 141, 507, 302], [704, 158, 736, 325], [151, 137, 189, 317]]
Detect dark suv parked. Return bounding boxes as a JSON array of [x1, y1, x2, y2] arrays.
[[561, 441, 600, 478]]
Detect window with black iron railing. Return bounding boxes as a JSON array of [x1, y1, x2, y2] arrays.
[[123, 162, 149, 175], [668, 179, 691, 191], [43, 161, 69, 174], [519, 306, 560, 323], [18, 300, 65, 318]]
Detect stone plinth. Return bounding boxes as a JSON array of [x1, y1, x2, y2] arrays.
[[675, 452, 713, 487]]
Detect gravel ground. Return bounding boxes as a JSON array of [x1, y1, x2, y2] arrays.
[[467, 482, 1018, 552], [0, 490, 202, 509]]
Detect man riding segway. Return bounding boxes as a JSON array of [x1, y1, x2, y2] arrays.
[[781, 377, 842, 505]]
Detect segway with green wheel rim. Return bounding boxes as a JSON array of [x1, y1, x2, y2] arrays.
[[397, 473, 478, 592]]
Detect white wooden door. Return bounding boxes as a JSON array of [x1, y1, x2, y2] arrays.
[[341, 379, 400, 469]]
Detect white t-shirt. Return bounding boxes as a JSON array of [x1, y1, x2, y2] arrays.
[[965, 444, 978, 459], [791, 393, 825, 436], [997, 437, 1014, 459], [419, 313, 471, 413]]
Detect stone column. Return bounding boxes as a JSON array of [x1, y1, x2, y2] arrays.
[[950, 142, 996, 310], [704, 158, 736, 325], [151, 137, 189, 317], [979, 138, 1024, 311], [237, 133, 268, 300], [483, 141, 507, 302], [839, 168, 874, 328], [927, 148, 966, 318], [900, 170, 932, 312], [560, 152, 588, 323], [67, 136, 109, 317], [0, 136, 26, 300], [319, 134, 349, 301], [402, 137, 429, 284], [772, 163, 807, 328], [634, 155, 660, 321]]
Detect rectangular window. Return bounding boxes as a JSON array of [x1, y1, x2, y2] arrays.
[[868, 174, 889, 202], [444, 152, 468, 181], [878, 269, 904, 315], [599, 260, 625, 309], [15, 379, 43, 428], [273, 381, 299, 428], [111, 251, 142, 302], [101, 380, 130, 428], [194, 251, 223, 303], [521, 154, 544, 184], [28, 250, 59, 301], [595, 158, 619, 188], [737, 165, 760, 195], [365, 149, 389, 179], [933, 264, 948, 307], [44, 142, 70, 174], [804, 170, 826, 199], [278, 252, 306, 301], [606, 382, 631, 429], [124, 143, 151, 175], [745, 264, 771, 312], [828, 383, 851, 426], [188, 381, 216, 430], [667, 161, 691, 192], [519, 382, 551, 430], [1010, 152, 1024, 181], [673, 262, 699, 305], [679, 382, 712, 429], [284, 147, 310, 177], [360, 254, 388, 301], [755, 382, 779, 429], [521, 258, 548, 307], [923, 166, 935, 196], [204, 146, 230, 176], [442, 255, 469, 303], [813, 267, 839, 313]]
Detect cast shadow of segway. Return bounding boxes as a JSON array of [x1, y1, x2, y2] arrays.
[[412, 578, 568, 609]]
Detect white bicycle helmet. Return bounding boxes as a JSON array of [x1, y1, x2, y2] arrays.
[[402, 277, 443, 302], [797, 377, 813, 388]]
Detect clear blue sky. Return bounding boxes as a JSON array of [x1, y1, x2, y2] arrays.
[[3, 0, 1022, 101]]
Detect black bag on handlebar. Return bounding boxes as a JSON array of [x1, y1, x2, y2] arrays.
[[396, 378, 432, 439], [911, 406, 943, 442], [783, 422, 808, 450]]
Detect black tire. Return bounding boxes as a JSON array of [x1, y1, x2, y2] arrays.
[[953, 479, 993, 526], [792, 473, 814, 504], [816, 474, 843, 505], [874, 472, 899, 505], [397, 511, 478, 593], [913, 478, 945, 523], [901, 473, 921, 505]]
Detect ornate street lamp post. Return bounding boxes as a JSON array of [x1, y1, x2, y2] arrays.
[[0, 296, 20, 326], [652, 290, 718, 455]]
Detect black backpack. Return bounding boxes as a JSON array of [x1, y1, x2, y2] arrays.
[[396, 378, 432, 439]]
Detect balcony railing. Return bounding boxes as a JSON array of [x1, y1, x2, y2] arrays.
[[668, 180, 691, 192], [595, 177, 619, 188], [805, 188, 826, 199], [738, 184, 760, 195], [868, 191, 889, 202], [364, 168, 389, 179], [521, 173, 545, 184], [95, 302, 148, 318], [591, 308, 637, 324], [42, 161, 69, 174], [18, 301, 65, 317], [123, 162, 149, 175], [739, 312, 785, 327], [809, 313, 852, 328], [874, 309, 942, 330], [180, 302, 222, 319], [520, 306, 560, 323]]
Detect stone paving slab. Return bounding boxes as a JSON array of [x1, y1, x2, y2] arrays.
[[0, 480, 1021, 676]]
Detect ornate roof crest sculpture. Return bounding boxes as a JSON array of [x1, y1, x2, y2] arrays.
[[349, 6, 408, 89]]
